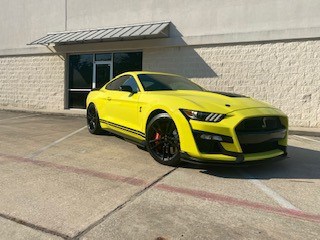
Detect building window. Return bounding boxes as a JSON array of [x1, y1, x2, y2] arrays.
[[113, 52, 142, 77], [68, 52, 142, 109], [68, 54, 93, 109]]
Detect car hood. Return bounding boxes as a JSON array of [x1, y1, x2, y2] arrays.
[[146, 90, 275, 114]]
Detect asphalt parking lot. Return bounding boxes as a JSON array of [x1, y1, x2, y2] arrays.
[[0, 110, 319, 240]]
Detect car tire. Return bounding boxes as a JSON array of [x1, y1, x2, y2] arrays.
[[87, 103, 102, 134], [146, 113, 181, 166]]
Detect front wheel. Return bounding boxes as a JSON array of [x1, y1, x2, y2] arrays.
[[87, 103, 102, 134], [146, 113, 181, 166]]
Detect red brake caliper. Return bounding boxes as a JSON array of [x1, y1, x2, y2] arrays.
[[154, 132, 161, 142], [154, 132, 161, 150]]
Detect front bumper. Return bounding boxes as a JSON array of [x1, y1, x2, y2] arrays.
[[177, 107, 288, 164]]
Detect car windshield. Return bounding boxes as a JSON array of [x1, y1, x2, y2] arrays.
[[138, 74, 204, 91]]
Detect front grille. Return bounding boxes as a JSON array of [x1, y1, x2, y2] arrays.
[[240, 141, 279, 154], [236, 116, 284, 154], [236, 116, 283, 132]]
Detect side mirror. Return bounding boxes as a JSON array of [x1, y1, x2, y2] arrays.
[[120, 85, 134, 93]]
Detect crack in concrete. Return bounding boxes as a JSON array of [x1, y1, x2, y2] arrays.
[[71, 167, 178, 240], [0, 212, 71, 240]]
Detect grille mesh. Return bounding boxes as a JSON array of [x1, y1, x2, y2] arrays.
[[236, 116, 283, 133], [236, 116, 284, 154]]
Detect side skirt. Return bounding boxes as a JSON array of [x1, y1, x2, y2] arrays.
[[100, 120, 146, 148]]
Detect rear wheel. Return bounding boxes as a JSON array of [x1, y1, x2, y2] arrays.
[[87, 103, 102, 134], [146, 113, 181, 166]]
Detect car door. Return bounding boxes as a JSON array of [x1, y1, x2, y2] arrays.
[[98, 75, 127, 121], [103, 75, 142, 137]]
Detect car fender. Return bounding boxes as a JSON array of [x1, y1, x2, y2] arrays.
[[142, 104, 199, 154]]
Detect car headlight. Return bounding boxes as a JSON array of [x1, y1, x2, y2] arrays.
[[181, 109, 225, 122]]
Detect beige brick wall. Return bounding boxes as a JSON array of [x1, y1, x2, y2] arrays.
[[0, 55, 65, 110], [143, 40, 320, 127]]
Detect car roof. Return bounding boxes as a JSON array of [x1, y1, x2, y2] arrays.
[[117, 71, 182, 78]]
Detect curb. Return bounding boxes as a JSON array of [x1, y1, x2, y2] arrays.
[[0, 107, 86, 117], [288, 130, 320, 137]]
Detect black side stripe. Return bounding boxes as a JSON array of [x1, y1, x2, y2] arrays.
[[100, 119, 146, 138]]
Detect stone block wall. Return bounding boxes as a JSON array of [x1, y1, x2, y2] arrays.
[[0, 54, 65, 110], [143, 40, 320, 127], [0, 40, 319, 127]]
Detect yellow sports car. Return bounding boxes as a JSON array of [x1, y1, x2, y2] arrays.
[[86, 71, 288, 166]]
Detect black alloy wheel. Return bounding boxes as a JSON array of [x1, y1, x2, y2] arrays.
[[146, 113, 181, 166], [87, 103, 102, 134]]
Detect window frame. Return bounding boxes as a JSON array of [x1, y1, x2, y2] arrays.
[[93, 61, 113, 89], [67, 51, 143, 109]]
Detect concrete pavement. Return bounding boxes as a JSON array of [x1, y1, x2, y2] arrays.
[[0, 110, 319, 239]]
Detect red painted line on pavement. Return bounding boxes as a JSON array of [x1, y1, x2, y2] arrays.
[[155, 184, 320, 224], [0, 153, 147, 187], [1, 152, 320, 224]]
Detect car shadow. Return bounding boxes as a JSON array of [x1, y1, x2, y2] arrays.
[[95, 131, 320, 180], [182, 146, 320, 180]]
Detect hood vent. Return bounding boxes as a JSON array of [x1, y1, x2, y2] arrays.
[[209, 91, 248, 98]]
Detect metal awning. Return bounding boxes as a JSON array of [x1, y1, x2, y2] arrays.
[[29, 21, 170, 45]]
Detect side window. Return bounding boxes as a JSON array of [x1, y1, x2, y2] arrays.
[[121, 77, 140, 92], [106, 76, 130, 90]]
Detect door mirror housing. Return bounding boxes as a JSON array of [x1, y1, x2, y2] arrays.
[[120, 85, 134, 93]]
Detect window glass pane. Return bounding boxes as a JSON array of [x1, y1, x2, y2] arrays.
[[68, 91, 90, 109], [106, 76, 130, 90], [122, 77, 139, 92], [113, 52, 142, 77], [96, 64, 111, 88], [138, 74, 204, 91], [69, 54, 93, 89], [95, 53, 112, 61]]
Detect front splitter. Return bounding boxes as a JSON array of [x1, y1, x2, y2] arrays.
[[180, 152, 288, 167]]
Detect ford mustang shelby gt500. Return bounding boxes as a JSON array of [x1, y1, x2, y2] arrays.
[[86, 71, 288, 166]]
